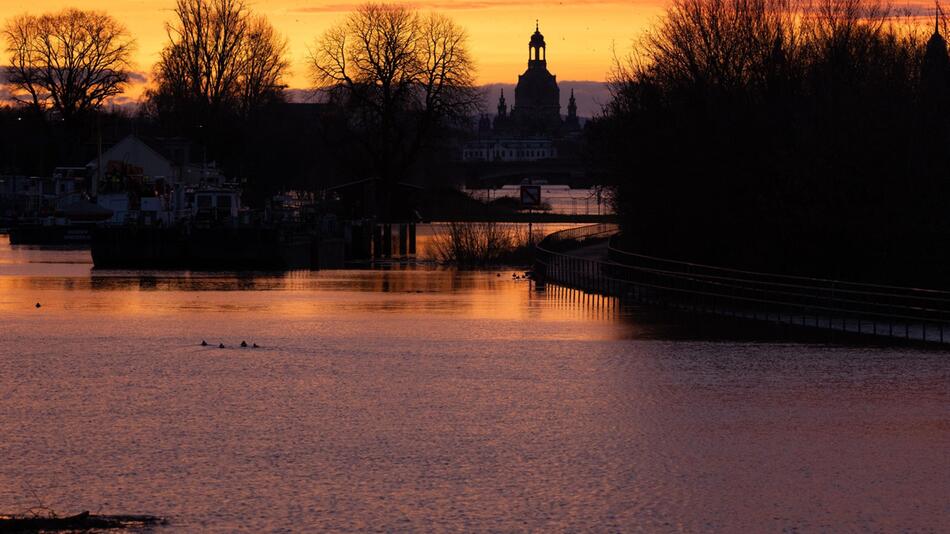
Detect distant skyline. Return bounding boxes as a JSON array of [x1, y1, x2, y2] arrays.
[[0, 0, 665, 101]]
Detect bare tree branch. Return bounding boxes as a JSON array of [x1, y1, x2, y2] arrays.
[[2, 9, 134, 120], [308, 2, 479, 204], [148, 0, 288, 122]]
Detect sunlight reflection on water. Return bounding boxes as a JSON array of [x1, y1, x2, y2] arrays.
[[0, 235, 948, 532]]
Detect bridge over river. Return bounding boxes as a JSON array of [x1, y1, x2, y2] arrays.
[[534, 224, 950, 346]]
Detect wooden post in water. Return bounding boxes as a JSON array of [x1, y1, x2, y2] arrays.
[[398, 224, 408, 257], [373, 224, 383, 259], [408, 223, 416, 255], [383, 224, 393, 258]]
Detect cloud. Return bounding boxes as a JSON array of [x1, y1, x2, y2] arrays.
[[290, 0, 633, 13], [128, 70, 149, 84]]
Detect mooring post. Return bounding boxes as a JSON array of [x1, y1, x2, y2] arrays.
[[373, 224, 383, 259], [398, 224, 408, 257], [383, 224, 393, 258], [408, 223, 416, 255]]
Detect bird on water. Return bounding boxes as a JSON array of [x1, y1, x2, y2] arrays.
[[35, 302, 41, 308], [201, 340, 208, 346], [241, 341, 248, 348], [218, 343, 225, 349]]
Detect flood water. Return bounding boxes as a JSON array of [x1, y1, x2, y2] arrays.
[[1, 236, 948, 532]]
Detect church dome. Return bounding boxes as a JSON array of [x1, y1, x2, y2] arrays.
[[516, 67, 559, 107], [530, 27, 545, 48]]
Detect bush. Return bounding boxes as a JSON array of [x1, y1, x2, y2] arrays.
[[429, 222, 536, 266]]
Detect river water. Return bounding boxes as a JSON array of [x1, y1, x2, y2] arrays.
[[1, 236, 948, 532]]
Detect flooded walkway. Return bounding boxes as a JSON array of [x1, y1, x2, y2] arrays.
[[540, 225, 950, 346]]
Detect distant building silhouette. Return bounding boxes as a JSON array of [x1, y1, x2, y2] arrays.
[[465, 23, 581, 162], [922, 5, 949, 92], [461, 138, 556, 162], [488, 23, 581, 138], [507, 23, 562, 135], [564, 89, 580, 131]]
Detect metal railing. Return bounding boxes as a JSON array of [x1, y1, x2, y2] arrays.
[[534, 224, 950, 345], [535, 223, 617, 252]]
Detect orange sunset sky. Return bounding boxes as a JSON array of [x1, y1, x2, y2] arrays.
[[0, 0, 666, 93]]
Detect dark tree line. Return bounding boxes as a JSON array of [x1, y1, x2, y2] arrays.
[[1, 1, 477, 208], [591, 0, 950, 286]]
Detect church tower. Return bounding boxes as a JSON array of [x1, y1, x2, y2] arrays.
[[529, 21, 546, 67], [923, 3, 949, 87], [511, 22, 561, 136], [493, 89, 508, 131], [921, 2, 950, 160], [565, 88, 580, 131]]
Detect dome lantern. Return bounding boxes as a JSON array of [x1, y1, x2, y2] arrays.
[[529, 21, 546, 66]]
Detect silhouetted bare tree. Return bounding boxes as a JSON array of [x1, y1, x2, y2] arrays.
[[2, 9, 134, 120], [238, 16, 289, 115], [148, 0, 288, 124], [309, 2, 479, 216]]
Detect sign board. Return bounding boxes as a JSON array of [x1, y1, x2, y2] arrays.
[[520, 185, 542, 208]]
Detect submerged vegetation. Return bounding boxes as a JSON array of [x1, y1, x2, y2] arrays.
[[429, 222, 540, 266], [593, 0, 950, 286]]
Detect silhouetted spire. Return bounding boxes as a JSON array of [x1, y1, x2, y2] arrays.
[[565, 87, 580, 131], [529, 22, 546, 66], [497, 89, 507, 118], [925, 3, 948, 63], [922, 3, 949, 106]]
